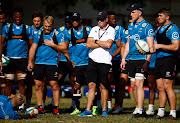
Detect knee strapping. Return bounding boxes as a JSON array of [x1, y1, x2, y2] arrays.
[[17, 73, 27, 80], [135, 73, 145, 80], [5, 74, 15, 80]]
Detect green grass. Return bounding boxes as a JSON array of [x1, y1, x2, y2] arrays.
[[0, 86, 180, 123]]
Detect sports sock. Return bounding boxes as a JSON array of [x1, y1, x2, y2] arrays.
[[51, 98, 54, 105], [148, 104, 154, 111], [136, 108, 143, 114], [71, 99, 75, 109], [26, 100, 31, 108], [170, 110, 176, 118], [107, 101, 112, 109], [19, 103, 24, 109], [157, 107, 165, 117], [42, 100, 45, 108]]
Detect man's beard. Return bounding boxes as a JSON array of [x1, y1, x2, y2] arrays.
[[44, 30, 51, 35]]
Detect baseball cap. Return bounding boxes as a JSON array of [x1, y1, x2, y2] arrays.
[[64, 15, 71, 23], [97, 11, 107, 20], [127, 3, 143, 11], [71, 12, 81, 21]]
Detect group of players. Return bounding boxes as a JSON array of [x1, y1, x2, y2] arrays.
[[0, 2, 179, 120]]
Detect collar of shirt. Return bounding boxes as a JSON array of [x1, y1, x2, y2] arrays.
[[133, 19, 145, 28], [99, 24, 109, 31], [160, 22, 173, 31]]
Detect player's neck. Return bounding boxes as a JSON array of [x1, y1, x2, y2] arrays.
[[163, 20, 171, 26], [100, 24, 108, 30], [136, 16, 144, 23], [74, 24, 82, 30]]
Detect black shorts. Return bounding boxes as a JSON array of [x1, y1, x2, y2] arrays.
[[0, 66, 8, 78], [128, 60, 145, 78], [57, 61, 74, 75], [74, 65, 87, 85], [87, 58, 110, 85], [155, 56, 177, 80], [6, 58, 28, 73], [121, 61, 129, 74], [33, 64, 58, 82], [147, 67, 155, 75]]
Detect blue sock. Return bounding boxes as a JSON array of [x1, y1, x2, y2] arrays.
[[51, 98, 54, 105], [71, 99, 75, 109], [97, 100, 102, 109]]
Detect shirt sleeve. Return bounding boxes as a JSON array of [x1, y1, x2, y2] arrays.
[[88, 27, 95, 38], [33, 34, 39, 44], [168, 26, 180, 41], [56, 31, 66, 44], [145, 24, 154, 37], [2, 25, 7, 38], [26, 25, 33, 39]]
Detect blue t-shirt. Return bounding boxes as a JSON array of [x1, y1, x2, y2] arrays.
[[121, 30, 130, 61], [33, 29, 64, 65], [128, 19, 154, 60], [2, 23, 32, 58], [66, 25, 91, 66], [29, 25, 43, 39], [112, 24, 125, 60], [0, 95, 20, 120], [58, 26, 73, 62], [155, 22, 180, 58]]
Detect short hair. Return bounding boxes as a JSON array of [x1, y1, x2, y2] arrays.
[[14, 93, 25, 106], [43, 15, 54, 25], [13, 8, 23, 14], [107, 11, 116, 16], [32, 11, 43, 20], [158, 8, 172, 19]]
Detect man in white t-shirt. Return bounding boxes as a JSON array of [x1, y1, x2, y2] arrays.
[[78, 11, 115, 117]]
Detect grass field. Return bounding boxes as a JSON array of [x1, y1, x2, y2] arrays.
[[0, 86, 180, 123]]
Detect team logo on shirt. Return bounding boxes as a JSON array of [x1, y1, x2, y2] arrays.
[[26, 25, 28, 29], [86, 27, 89, 31], [130, 34, 140, 41], [7, 24, 10, 27], [172, 32, 179, 39], [60, 26, 65, 31], [125, 30, 128, 34], [148, 29, 154, 36], [142, 23, 147, 27], [68, 30, 71, 34], [115, 26, 119, 30], [5, 115, 9, 119]]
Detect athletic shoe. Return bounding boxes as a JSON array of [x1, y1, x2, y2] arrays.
[[38, 108, 44, 114], [102, 110, 108, 117], [129, 113, 144, 119], [70, 108, 81, 115], [92, 106, 99, 115], [133, 108, 137, 114], [148, 115, 164, 119], [146, 109, 154, 115], [112, 106, 123, 114], [78, 109, 92, 117], [53, 109, 60, 115], [164, 115, 176, 120]]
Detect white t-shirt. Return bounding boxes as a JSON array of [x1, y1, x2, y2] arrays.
[[88, 24, 115, 65]]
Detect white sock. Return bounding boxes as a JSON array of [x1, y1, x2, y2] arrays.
[[157, 107, 165, 117], [19, 103, 24, 109], [148, 104, 154, 111], [107, 101, 112, 109], [170, 110, 176, 118], [42, 100, 45, 108], [136, 108, 143, 114]]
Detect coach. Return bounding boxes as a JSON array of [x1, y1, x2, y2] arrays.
[[78, 11, 115, 117]]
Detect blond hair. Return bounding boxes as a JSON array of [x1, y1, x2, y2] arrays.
[[14, 93, 25, 106], [43, 15, 54, 25]]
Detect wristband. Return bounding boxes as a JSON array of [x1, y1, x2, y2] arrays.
[[95, 40, 98, 44], [122, 59, 125, 61]]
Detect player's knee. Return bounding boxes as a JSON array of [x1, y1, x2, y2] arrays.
[[88, 82, 96, 90], [17, 73, 27, 80], [157, 85, 165, 92], [130, 78, 136, 89], [74, 82, 80, 89], [99, 83, 107, 90], [5, 74, 15, 80]]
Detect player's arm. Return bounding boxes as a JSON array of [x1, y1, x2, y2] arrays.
[[28, 43, 38, 71], [19, 110, 36, 119], [62, 41, 70, 61], [155, 40, 179, 51], [112, 40, 121, 57], [147, 36, 155, 54], [44, 38, 68, 52], [95, 39, 113, 48], [86, 37, 100, 49], [120, 37, 129, 70]]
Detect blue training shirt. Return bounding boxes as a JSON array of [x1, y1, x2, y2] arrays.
[[0, 95, 20, 120], [128, 19, 154, 60], [155, 22, 180, 58], [33, 29, 65, 65], [121, 29, 130, 61], [58, 26, 73, 62], [66, 25, 91, 66], [112, 24, 125, 60], [2, 23, 32, 58], [29, 25, 43, 39]]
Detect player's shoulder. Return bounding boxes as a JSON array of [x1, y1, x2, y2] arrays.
[[114, 24, 124, 31], [58, 25, 66, 32], [84, 25, 91, 32], [168, 23, 179, 32]]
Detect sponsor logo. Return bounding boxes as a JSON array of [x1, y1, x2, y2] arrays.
[[172, 32, 179, 39], [148, 29, 154, 36], [142, 23, 147, 27], [60, 26, 64, 31], [125, 30, 128, 34], [5, 115, 9, 120], [115, 26, 119, 30], [86, 27, 89, 31], [130, 34, 140, 41]]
